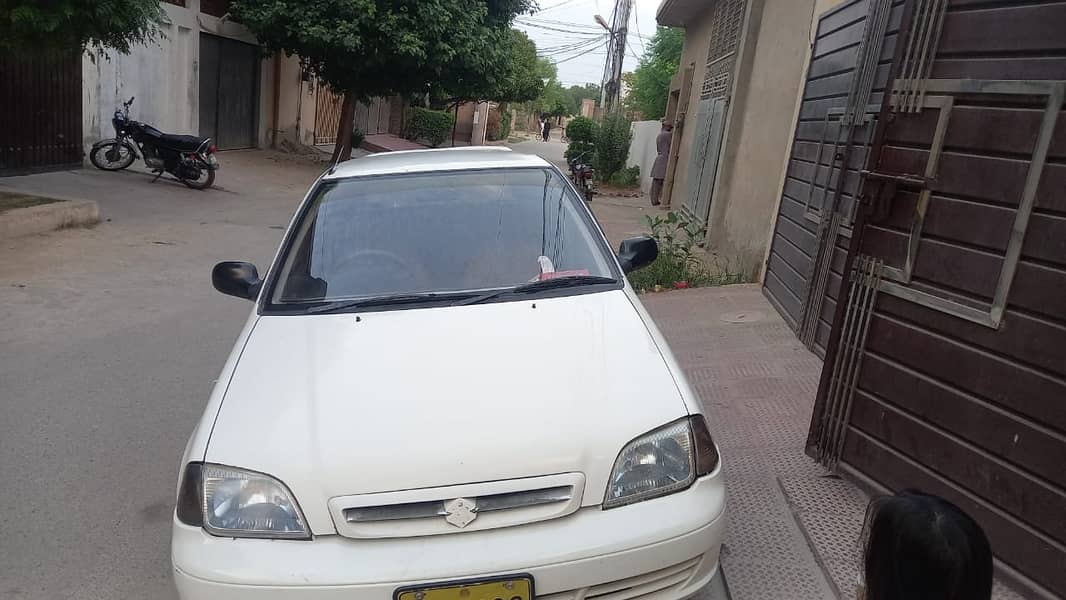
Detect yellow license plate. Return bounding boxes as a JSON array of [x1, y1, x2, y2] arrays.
[[396, 577, 534, 600]]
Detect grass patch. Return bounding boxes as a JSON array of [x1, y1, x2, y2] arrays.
[[0, 191, 64, 214], [627, 254, 747, 292]]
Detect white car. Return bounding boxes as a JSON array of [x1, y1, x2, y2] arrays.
[[172, 147, 726, 600]]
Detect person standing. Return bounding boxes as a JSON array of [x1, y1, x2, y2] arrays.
[[858, 489, 993, 600], [650, 119, 674, 206], [542, 117, 552, 142]]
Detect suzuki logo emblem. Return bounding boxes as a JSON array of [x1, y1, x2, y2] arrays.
[[443, 497, 477, 528]]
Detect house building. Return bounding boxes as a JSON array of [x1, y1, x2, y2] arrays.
[[82, 0, 272, 155], [662, 0, 1066, 596], [656, 0, 819, 280], [580, 98, 596, 118], [1, 0, 399, 176]]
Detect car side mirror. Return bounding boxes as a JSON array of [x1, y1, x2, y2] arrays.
[[618, 236, 658, 273], [212, 261, 262, 301]]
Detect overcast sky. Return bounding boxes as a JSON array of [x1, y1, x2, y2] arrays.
[[515, 0, 662, 87]]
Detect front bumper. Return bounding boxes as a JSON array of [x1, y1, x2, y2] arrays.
[[172, 474, 726, 599]]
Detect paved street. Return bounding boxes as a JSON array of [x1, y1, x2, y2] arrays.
[[0, 152, 324, 599], [507, 132, 567, 169]]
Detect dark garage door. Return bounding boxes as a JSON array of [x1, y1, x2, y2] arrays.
[[762, 0, 903, 356], [199, 34, 260, 150]]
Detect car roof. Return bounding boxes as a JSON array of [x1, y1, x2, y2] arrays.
[[322, 147, 551, 180]]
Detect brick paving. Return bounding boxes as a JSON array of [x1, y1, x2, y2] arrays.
[[639, 287, 1026, 600], [642, 286, 842, 599]]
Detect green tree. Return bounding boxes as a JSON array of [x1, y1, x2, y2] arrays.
[[625, 27, 684, 120], [231, 0, 534, 161], [444, 29, 543, 105], [532, 58, 570, 118], [0, 0, 162, 54], [564, 116, 597, 163]]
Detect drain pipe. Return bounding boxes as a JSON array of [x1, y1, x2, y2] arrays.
[[271, 54, 281, 148]]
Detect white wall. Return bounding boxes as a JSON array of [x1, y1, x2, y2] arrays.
[[627, 120, 661, 193], [82, 3, 199, 156], [81, 1, 273, 159]]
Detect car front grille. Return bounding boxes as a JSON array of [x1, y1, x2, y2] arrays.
[[328, 473, 586, 538], [344, 486, 573, 523], [539, 558, 701, 600]]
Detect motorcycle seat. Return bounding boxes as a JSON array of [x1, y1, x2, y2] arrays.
[[159, 134, 209, 151]]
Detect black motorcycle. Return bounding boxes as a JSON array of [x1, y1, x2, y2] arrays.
[[567, 150, 596, 203], [90, 97, 219, 189]]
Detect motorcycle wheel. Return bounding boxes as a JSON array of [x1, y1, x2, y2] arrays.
[[180, 167, 215, 190], [89, 142, 135, 171], [585, 187, 594, 203]]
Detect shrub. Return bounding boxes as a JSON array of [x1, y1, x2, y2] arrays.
[[564, 116, 598, 163], [608, 165, 640, 188], [592, 115, 632, 181], [350, 127, 366, 150], [565, 116, 597, 143], [406, 107, 455, 147], [626, 211, 746, 290]]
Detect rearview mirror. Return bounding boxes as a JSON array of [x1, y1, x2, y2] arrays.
[[617, 236, 658, 273], [212, 261, 262, 301]]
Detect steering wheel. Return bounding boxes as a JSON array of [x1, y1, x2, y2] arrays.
[[331, 249, 430, 292]]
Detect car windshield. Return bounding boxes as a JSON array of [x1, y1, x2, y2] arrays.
[[269, 167, 617, 307]]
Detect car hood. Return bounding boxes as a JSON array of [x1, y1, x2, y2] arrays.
[[205, 290, 689, 534]]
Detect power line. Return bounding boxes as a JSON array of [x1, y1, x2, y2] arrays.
[[554, 41, 608, 64], [533, 0, 593, 14], [535, 33, 608, 54], [625, 39, 642, 63], [517, 20, 604, 36], [519, 16, 603, 31], [633, 3, 646, 54]]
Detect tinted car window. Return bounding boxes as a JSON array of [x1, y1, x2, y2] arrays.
[[271, 168, 615, 304]]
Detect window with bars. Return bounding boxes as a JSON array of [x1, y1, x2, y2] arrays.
[[200, 0, 230, 17], [700, 0, 746, 100]]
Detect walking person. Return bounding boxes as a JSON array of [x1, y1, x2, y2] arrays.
[[542, 117, 552, 142], [858, 489, 993, 600], [650, 119, 673, 206]]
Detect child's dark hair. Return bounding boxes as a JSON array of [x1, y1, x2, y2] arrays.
[[862, 489, 993, 600]]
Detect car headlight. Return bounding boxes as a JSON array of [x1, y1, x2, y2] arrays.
[[176, 463, 310, 539], [603, 416, 720, 509]]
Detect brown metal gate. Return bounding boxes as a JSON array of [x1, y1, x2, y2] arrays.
[[199, 34, 260, 150], [810, 0, 1066, 596], [314, 85, 344, 145], [0, 50, 83, 175], [763, 0, 904, 356], [354, 97, 390, 136]]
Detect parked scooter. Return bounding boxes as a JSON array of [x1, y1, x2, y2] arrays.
[[567, 150, 596, 202], [90, 97, 219, 189]]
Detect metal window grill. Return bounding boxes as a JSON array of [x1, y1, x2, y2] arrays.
[[700, 0, 746, 100]]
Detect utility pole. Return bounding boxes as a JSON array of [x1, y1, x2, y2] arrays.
[[595, 0, 632, 114]]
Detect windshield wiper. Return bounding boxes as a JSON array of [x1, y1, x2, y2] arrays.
[[306, 292, 459, 314], [455, 275, 618, 306]]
